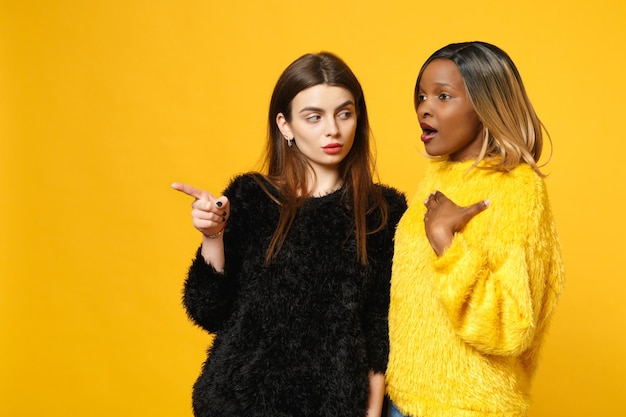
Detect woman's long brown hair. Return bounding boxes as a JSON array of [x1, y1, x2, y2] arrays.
[[257, 52, 388, 265]]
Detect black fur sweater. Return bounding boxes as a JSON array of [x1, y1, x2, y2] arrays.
[[183, 173, 407, 417]]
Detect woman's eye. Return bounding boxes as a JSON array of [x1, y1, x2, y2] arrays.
[[439, 93, 451, 100], [337, 110, 353, 119], [417, 94, 427, 102], [306, 114, 321, 122]]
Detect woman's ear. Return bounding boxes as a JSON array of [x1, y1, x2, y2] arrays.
[[276, 113, 292, 141]]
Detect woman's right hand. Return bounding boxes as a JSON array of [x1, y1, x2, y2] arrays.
[[423, 190, 489, 256], [171, 182, 230, 238]]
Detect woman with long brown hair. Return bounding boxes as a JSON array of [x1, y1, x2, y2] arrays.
[[172, 52, 406, 417]]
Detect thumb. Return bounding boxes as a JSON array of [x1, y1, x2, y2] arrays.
[[465, 199, 490, 218], [213, 196, 231, 221], [213, 195, 229, 210]]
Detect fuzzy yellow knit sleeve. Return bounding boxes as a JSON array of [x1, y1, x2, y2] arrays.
[[429, 165, 561, 356]]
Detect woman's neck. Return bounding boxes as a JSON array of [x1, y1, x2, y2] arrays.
[[308, 170, 343, 197]]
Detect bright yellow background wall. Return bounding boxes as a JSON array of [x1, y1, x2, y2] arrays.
[[1, 1, 624, 416]]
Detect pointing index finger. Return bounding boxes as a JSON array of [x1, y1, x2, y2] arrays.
[[171, 182, 214, 201]]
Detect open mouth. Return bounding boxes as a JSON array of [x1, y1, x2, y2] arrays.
[[420, 123, 437, 142]]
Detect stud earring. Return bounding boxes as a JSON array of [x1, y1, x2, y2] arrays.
[[288, 138, 293, 147]]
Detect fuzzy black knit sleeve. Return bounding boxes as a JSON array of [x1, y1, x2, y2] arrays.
[[362, 186, 407, 373], [182, 173, 272, 333], [182, 249, 238, 333]]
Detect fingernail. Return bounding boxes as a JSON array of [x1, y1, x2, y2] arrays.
[[484, 199, 491, 207], [216, 201, 222, 207]]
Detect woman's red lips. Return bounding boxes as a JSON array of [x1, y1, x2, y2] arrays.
[[322, 143, 343, 154], [420, 123, 437, 143]]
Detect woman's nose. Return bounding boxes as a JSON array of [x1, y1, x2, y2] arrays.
[[326, 118, 339, 136], [417, 102, 431, 119]]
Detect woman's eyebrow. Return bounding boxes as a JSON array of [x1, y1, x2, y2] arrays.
[[298, 100, 355, 113]]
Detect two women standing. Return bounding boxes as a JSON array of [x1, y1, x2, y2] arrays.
[[174, 42, 564, 417]]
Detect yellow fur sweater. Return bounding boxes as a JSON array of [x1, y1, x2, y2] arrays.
[[386, 160, 564, 417]]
